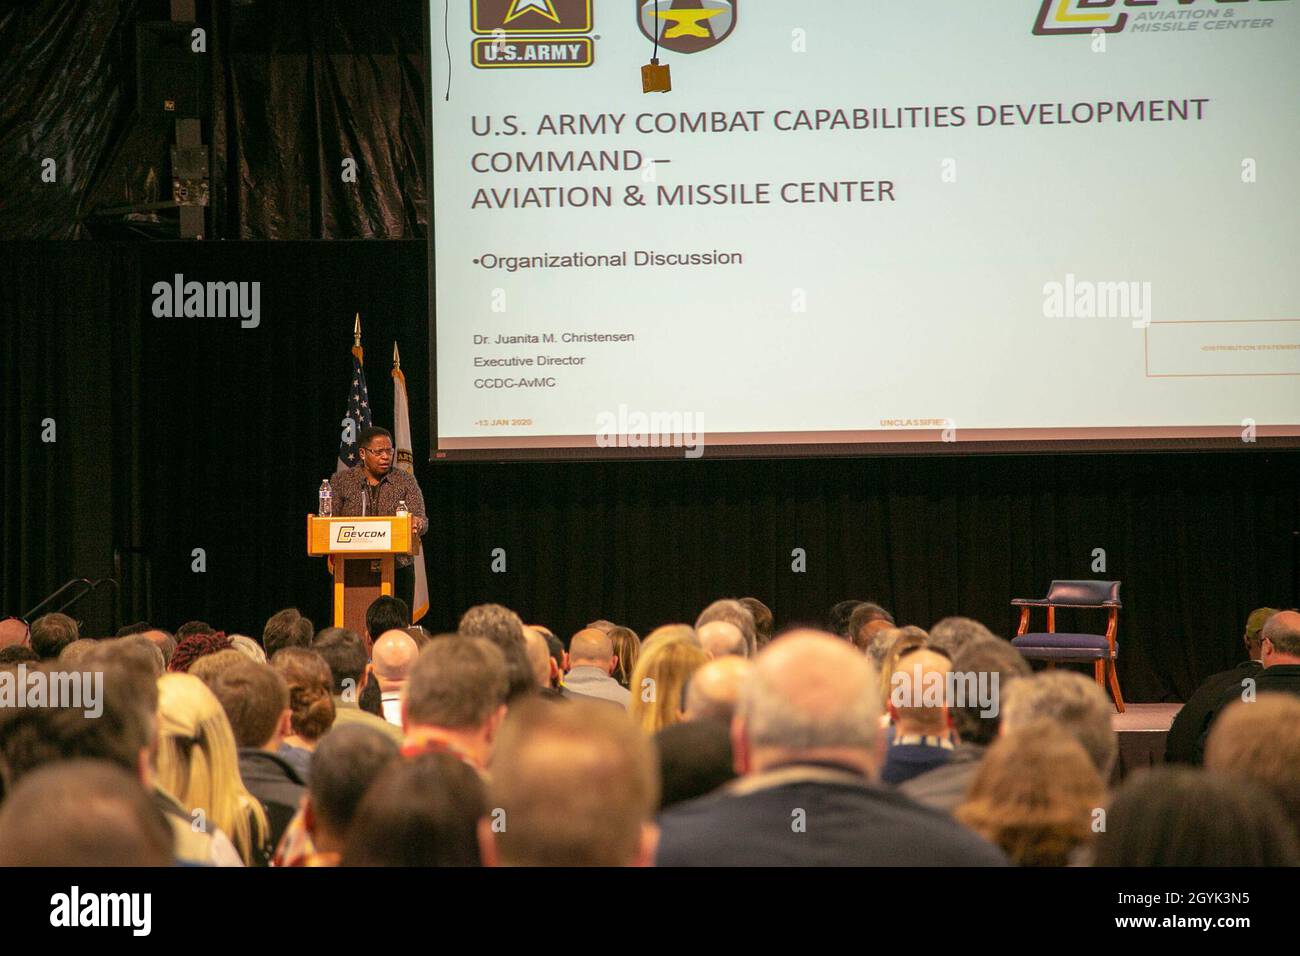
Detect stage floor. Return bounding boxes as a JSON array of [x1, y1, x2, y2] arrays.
[[1112, 703, 1179, 733], [1111, 703, 1181, 780]]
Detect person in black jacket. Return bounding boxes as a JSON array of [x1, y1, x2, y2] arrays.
[[1165, 607, 1276, 765], [1195, 610, 1300, 762], [655, 631, 1007, 867], [207, 659, 306, 865]]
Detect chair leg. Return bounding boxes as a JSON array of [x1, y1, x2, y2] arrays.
[[1093, 659, 1104, 689], [1106, 657, 1126, 714]]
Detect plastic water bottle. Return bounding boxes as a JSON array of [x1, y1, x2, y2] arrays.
[[396, 498, 409, 517], [319, 480, 332, 517]]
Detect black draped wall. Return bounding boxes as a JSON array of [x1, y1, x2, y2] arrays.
[[3, 241, 1298, 703]]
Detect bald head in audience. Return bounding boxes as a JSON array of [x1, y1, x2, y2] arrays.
[[734, 631, 881, 778], [480, 698, 659, 866], [888, 648, 953, 735], [522, 626, 553, 688], [683, 656, 752, 724], [0, 617, 28, 650], [567, 628, 617, 676], [1262, 610, 1300, 665], [698, 620, 748, 659], [372, 629, 420, 691]]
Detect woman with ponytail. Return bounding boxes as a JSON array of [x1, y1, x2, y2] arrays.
[[155, 672, 270, 866]]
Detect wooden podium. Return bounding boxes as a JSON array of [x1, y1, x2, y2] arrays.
[[307, 514, 419, 637]]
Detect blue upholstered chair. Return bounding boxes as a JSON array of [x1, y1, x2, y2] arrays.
[[1011, 580, 1125, 713]]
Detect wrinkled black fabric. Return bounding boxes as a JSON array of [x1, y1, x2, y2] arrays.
[[0, 0, 427, 239]]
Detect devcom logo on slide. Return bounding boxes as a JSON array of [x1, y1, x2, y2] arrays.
[[637, 0, 737, 53], [472, 0, 595, 68], [1034, 0, 1127, 35]]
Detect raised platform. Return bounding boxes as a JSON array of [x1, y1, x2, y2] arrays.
[[1112, 703, 1180, 781]]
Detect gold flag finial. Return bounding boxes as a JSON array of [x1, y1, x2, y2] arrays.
[[393, 342, 401, 368], [353, 313, 361, 348]]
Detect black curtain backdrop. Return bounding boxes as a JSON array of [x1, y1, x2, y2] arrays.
[[3, 240, 1298, 703], [0, 0, 426, 240]]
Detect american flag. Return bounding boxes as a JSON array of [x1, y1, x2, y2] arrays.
[[336, 341, 373, 473]]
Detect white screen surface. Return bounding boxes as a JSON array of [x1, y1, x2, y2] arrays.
[[428, 1, 1300, 459]]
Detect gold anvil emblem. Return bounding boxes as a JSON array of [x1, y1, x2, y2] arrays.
[[653, 7, 725, 39]]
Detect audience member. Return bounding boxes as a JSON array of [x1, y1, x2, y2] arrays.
[[188, 648, 246, 684], [1094, 766, 1299, 866], [342, 753, 485, 866], [901, 637, 1030, 813], [269, 646, 337, 779], [928, 616, 996, 659], [262, 607, 314, 658], [481, 698, 658, 866], [738, 597, 774, 649], [229, 634, 267, 664], [696, 599, 757, 656], [29, 612, 78, 660], [155, 672, 270, 866], [176, 620, 215, 640], [1205, 693, 1300, 842], [881, 647, 955, 785], [698, 620, 748, 658], [1196, 610, 1300, 761], [655, 631, 1006, 866], [522, 626, 560, 698], [372, 628, 420, 726], [848, 602, 896, 651], [877, 629, 930, 712], [562, 628, 631, 708], [459, 603, 536, 701], [0, 645, 38, 665], [169, 630, 233, 673], [57, 637, 101, 668], [1000, 670, 1118, 780], [0, 761, 173, 867], [655, 719, 736, 811], [0, 616, 29, 650], [114, 633, 166, 676], [681, 656, 752, 724], [607, 625, 641, 688], [296, 725, 399, 866], [365, 595, 410, 651], [629, 628, 710, 733], [312, 626, 401, 745], [866, 625, 928, 672], [826, 600, 864, 639], [117, 621, 177, 665], [956, 719, 1105, 866], [1166, 607, 1275, 765], [207, 660, 305, 863], [539, 628, 568, 687], [402, 635, 509, 772]]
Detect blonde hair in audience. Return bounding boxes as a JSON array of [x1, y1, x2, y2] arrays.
[[155, 672, 269, 865], [628, 627, 709, 734], [606, 626, 641, 688], [955, 718, 1104, 867]]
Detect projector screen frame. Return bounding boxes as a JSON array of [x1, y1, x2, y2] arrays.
[[422, 2, 1300, 465]]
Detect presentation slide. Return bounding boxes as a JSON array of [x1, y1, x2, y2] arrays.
[[427, 0, 1300, 459]]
